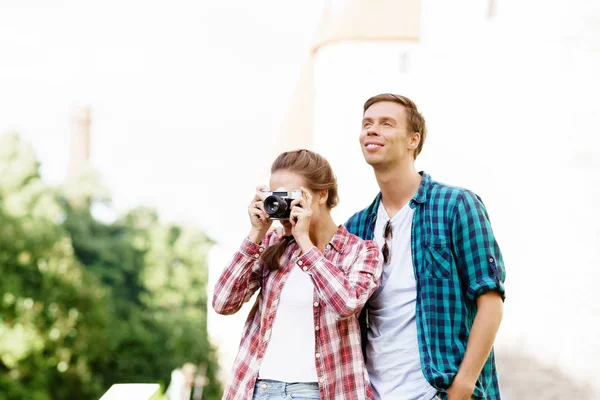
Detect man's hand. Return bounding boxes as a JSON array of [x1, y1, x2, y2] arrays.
[[446, 378, 475, 400], [447, 290, 503, 400]]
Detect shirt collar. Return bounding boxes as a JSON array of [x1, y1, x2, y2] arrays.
[[328, 225, 350, 253], [279, 226, 348, 254], [412, 171, 432, 204], [367, 171, 432, 220]]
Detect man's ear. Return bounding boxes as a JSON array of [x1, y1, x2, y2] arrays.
[[409, 132, 421, 150]]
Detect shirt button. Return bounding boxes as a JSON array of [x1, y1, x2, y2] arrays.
[[315, 353, 321, 358], [259, 247, 264, 253], [319, 378, 325, 384], [313, 302, 319, 307], [297, 260, 303, 266], [315, 325, 319, 331], [254, 253, 259, 259], [260, 383, 268, 390], [489, 257, 494, 263], [325, 244, 331, 250], [303, 266, 308, 271]]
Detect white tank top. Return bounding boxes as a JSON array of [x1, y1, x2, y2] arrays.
[[258, 263, 318, 382]]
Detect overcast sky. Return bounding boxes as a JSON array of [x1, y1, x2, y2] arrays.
[[0, 0, 324, 244]]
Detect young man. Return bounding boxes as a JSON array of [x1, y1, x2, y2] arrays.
[[345, 94, 506, 400]]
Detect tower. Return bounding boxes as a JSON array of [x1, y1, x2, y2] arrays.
[[65, 106, 93, 209], [67, 106, 91, 179], [274, 0, 422, 156]]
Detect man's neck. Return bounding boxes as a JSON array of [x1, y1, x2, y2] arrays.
[[373, 160, 421, 218]]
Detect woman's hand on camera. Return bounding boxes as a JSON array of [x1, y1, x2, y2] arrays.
[[248, 185, 272, 244], [289, 187, 314, 253]]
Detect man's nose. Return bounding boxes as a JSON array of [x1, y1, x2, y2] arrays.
[[366, 126, 380, 136]]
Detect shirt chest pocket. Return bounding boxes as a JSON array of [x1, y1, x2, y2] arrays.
[[424, 235, 453, 279]]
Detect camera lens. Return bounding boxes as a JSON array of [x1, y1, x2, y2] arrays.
[[264, 195, 288, 218]]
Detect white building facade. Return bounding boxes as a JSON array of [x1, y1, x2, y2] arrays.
[[209, 0, 600, 396]]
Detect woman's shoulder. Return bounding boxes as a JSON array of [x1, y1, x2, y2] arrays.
[[338, 225, 379, 254]]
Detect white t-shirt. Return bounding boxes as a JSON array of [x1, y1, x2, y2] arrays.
[[258, 263, 318, 382], [367, 202, 438, 400]]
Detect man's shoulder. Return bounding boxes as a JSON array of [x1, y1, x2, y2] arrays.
[[426, 176, 482, 208], [344, 202, 375, 236], [346, 205, 371, 224]]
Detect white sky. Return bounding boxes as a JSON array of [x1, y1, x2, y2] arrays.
[[0, 0, 324, 246]]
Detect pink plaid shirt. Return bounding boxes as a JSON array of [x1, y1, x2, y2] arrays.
[[213, 225, 382, 400]]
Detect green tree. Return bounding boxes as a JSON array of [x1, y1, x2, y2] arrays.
[[63, 206, 222, 397], [124, 207, 221, 399], [0, 132, 222, 399], [0, 132, 113, 399]]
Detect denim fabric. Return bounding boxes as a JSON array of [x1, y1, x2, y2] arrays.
[[253, 380, 320, 400]]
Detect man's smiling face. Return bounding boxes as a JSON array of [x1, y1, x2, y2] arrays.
[[360, 101, 418, 169]]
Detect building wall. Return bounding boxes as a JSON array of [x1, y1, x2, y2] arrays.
[[208, 0, 600, 394], [312, 0, 600, 393]]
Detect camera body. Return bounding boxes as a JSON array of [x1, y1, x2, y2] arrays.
[[261, 188, 302, 220]]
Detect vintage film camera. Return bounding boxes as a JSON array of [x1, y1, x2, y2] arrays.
[[261, 188, 302, 220]]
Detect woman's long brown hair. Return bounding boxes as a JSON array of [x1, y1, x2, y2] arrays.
[[260, 149, 339, 271]]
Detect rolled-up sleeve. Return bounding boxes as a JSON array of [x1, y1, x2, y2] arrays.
[[451, 191, 506, 302]]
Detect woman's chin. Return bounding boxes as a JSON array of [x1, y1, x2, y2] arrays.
[[280, 221, 292, 234]]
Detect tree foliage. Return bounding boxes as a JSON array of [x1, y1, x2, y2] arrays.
[[0, 132, 222, 399]]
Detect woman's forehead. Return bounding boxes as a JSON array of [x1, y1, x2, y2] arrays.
[[269, 170, 306, 190]]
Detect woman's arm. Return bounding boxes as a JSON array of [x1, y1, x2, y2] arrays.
[[296, 240, 382, 319], [212, 237, 268, 315], [212, 185, 274, 315], [288, 187, 382, 319]]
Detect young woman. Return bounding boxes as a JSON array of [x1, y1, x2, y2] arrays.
[[213, 149, 383, 400]]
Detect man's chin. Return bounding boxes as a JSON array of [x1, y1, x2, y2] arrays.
[[363, 155, 383, 167]]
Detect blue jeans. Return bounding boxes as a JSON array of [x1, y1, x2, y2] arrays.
[[253, 380, 320, 399]]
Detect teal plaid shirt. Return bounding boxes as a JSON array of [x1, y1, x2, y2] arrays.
[[345, 172, 505, 400]]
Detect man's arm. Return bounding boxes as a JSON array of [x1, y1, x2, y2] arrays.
[[449, 190, 506, 399], [447, 291, 504, 400]]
